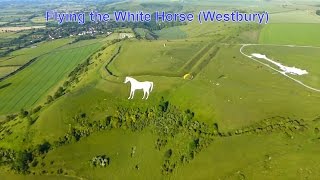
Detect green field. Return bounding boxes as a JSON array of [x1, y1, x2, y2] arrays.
[[0, 40, 102, 114], [259, 23, 320, 46], [0, 39, 73, 66]]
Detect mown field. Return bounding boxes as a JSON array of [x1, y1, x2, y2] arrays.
[[0, 40, 102, 114]]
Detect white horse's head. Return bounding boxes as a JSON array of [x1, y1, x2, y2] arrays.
[[124, 76, 131, 84]]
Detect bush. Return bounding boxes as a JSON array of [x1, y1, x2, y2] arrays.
[[46, 95, 54, 104], [19, 109, 29, 118], [6, 114, 17, 121], [27, 116, 36, 125], [90, 155, 110, 167], [32, 106, 42, 114], [57, 168, 63, 174], [36, 141, 51, 154], [31, 159, 38, 167], [164, 149, 173, 159], [54, 87, 65, 99]]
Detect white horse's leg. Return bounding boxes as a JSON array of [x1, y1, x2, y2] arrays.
[[145, 91, 149, 100], [142, 90, 147, 99], [131, 90, 135, 99], [128, 91, 132, 99]]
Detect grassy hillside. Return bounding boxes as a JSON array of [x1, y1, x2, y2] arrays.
[[2, 0, 320, 179]]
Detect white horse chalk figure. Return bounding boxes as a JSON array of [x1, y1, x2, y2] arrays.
[[124, 77, 153, 99]]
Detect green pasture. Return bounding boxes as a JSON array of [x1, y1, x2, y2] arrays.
[[154, 26, 187, 40], [109, 39, 205, 76], [259, 23, 320, 46]]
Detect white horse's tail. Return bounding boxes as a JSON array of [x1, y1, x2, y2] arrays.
[[150, 82, 153, 92]]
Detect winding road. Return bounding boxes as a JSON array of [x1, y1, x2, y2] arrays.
[[239, 43, 320, 92]]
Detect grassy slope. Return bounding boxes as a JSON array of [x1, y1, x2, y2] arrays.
[[173, 131, 320, 179], [169, 44, 320, 130]]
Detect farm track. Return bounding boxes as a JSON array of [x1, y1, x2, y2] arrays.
[[239, 43, 320, 92], [179, 42, 215, 72], [191, 46, 220, 75]]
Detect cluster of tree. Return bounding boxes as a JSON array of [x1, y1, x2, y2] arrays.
[[0, 140, 52, 174], [90, 155, 110, 167], [317, 10, 320, 16], [68, 58, 90, 83], [0, 148, 16, 165], [19, 107, 40, 125], [72, 35, 96, 43], [58, 98, 216, 174], [5, 114, 17, 121], [11, 150, 33, 173], [225, 116, 307, 137]]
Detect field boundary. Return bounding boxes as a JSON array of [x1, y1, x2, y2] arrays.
[[0, 58, 37, 82]]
